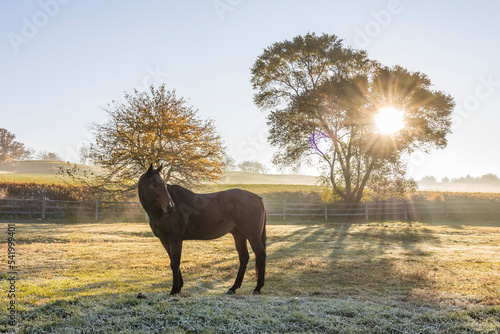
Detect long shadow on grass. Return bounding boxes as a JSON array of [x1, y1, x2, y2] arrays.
[[266, 221, 442, 300]]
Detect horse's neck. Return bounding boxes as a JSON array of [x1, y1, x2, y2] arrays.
[[170, 185, 197, 203]]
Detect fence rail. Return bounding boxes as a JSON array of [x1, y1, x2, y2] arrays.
[[265, 200, 500, 220], [1, 198, 499, 221], [0, 198, 145, 221]]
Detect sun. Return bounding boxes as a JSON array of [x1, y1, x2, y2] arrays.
[[375, 107, 405, 135]]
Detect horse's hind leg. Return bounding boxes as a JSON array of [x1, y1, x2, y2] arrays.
[[227, 229, 249, 295], [248, 235, 266, 295]]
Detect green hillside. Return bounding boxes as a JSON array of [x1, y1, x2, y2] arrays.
[[0, 160, 102, 184], [0, 160, 66, 174], [0, 160, 102, 175]]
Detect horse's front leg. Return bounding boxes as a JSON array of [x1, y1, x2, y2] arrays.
[[159, 237, 183, 295]]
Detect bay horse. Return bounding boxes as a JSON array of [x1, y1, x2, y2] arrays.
[[138, 164, 266, 295]]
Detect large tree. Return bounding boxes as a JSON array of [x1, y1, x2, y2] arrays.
[[68, 85, 225, 195], [251, 33, 454, 202], [0, 128, 30, 163]]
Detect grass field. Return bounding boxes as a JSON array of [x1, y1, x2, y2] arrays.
[[0, 173, 68, 185], [1, 218, 499, 333]]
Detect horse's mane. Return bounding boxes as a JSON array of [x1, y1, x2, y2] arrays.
[[167, 184, 195, 203]]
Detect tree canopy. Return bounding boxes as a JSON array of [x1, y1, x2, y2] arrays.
[[68, 85, 225, 196], [0, 128, 30, 163], [251, 33, 454, 202]]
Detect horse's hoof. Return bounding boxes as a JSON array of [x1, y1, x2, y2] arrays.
[[226, 290, 235, 295], [169, 290, 181, 296], [252, 290, 261, 295]]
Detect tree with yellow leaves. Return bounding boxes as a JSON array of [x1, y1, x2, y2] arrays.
[[67, 85, 225, 197]]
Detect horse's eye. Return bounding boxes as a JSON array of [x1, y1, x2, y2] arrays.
[[152, 183, 158, 188]]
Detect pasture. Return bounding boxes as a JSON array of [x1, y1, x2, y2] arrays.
[[0, 173, 66, 185], [1, 218, 499, 333]]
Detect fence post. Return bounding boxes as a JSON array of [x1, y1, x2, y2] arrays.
[[283, 202, 286, 221], [41, 197, 46, 220], [324, 202, 328, 221], [95, 198, 99, 221], [404, 201, 408, 220], [365, 201, 368, 221]]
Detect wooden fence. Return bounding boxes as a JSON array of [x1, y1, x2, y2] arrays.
[[0, 198, 144, 221], [266, 201, 500, 220], [1, 198, 499, 221]]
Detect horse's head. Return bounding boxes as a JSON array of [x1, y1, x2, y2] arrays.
[[138, 164, 176, 218]]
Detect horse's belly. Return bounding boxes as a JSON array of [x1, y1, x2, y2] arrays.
[[184, 220, 234, 240]]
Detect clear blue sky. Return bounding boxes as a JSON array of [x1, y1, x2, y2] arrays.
[[1, 0, 500, 180]]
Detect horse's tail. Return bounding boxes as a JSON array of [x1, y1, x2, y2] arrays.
[[255, 210, 267, 280], [262, 213, 267, 252]]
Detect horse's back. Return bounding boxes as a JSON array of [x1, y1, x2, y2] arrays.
[[214, 188, 265, 233], [217, 188, 264, 211], [219, 188, 262, 200]]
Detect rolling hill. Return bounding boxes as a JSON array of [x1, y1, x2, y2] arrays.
[[0, 160, 102, 175], [2, 160, 500, 192], [0, 160, 319, 185], [219, 171, 317, 185]]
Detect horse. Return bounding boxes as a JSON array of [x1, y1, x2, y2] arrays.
[[138, 164, 266, 295]]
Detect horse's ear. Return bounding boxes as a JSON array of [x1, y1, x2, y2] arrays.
[[156, 164, 163, 174], [147, 163, 154, 174]]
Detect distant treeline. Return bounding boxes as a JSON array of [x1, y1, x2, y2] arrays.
[[421, 173, 500, 184]]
